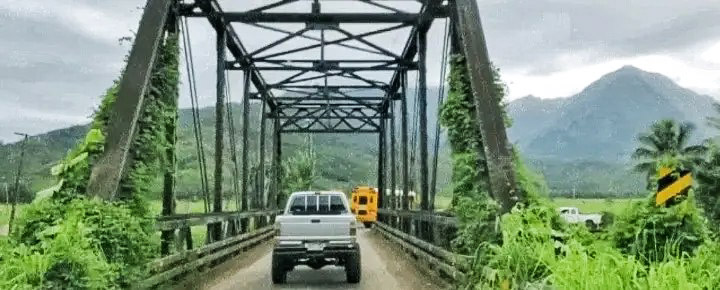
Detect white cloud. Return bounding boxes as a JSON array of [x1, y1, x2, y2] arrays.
[[503, 53, 720, 100], [0, 0, 141, 44], [702, 41, 720, 64]]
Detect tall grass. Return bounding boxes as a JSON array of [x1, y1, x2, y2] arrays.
[[465, 199, 720, 290]]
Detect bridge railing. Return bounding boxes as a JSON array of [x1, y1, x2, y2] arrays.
[[137, 210, 280, 289], [376, 209, 470, 284]]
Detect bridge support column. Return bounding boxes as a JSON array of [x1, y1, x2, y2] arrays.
[[400, 71, 412, 234], [86, 0, 172, 200], [209, 25, 227, 243], [241, 69, 251, 233], [272, 117, 282, 212], [378, 111, 386, 212], [258, 100, 267, 227], [417, 29, 434, 242], [453, 0, 520, 213], [390, 101, 397, 227]]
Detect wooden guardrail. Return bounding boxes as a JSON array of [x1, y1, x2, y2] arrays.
[[156, 209, 281, 230], [136, 210, 281, 289], [375, 209, 470, 284]]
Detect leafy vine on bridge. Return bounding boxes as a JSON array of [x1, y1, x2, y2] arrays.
[[0, 33, 180, 288], [441, 55, 720, 289]]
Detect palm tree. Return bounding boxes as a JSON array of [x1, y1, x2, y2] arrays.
[[632, 119, 708, 189]]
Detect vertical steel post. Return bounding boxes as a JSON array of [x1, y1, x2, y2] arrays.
[[454, 0, 520, 212], [378, 111, 386, 210], [242, 70, 251, 212], [418, 30, 429, 212], [273, 117, 282, 208], [211, 27, 226, 242], [400, 71, 412, 233], [259, 100, 267, 209], [401, 71, 409, 211], [161, 20, 179, 255], [390, 102, 396, 210]]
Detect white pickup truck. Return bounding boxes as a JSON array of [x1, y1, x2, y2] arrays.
[[272, 191, 360, 284], [557, 207, 603, 229]]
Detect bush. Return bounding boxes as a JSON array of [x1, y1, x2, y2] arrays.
[[610, 193, 709, 263], [7, 198, 156, 288], [1, 207, 118, 289]]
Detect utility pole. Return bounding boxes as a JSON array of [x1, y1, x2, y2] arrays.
[[8, 132, 29, 236]]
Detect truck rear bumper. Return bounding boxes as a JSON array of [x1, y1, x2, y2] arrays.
[[273, 243, 359, 260]]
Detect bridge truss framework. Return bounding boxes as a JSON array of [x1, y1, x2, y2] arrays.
[[85, 0, 521, 270]]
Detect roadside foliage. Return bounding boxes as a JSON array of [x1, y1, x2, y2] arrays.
[[0, 33, 180, 288], [442, 55, 720, 289]]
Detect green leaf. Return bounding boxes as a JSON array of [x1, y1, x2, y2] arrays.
[[50, 163, 65, 176], [67, 152, 89, 168], [84, 128, 104, 145], [35, 179, 64, 202]]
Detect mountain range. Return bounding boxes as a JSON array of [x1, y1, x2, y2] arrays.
[[0, 65, 715, 197], [507, 65, 717, 194]]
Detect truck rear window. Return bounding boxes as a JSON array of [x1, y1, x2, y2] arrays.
[[358, 196, 368, 205], [289, 194, 348, 215]]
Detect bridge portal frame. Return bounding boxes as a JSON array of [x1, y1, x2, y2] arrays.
[[86, 0, 521, 281]]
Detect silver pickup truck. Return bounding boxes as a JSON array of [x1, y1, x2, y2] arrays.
[[271, 191, 361, 284]]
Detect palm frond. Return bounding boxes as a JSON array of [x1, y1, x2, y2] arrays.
[[631, 147, 658, 160]]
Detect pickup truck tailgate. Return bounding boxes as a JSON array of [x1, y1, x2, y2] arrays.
[[277, 215, 353, 237]]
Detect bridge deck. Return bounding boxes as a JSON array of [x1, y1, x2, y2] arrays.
[[191, 229, 447, 290]]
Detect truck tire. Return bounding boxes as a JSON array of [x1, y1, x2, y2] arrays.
[[271, 254, 287, 284], [346, 248, 361, 283], [363, 222, 373, 228], [585, 220, 597, 231]]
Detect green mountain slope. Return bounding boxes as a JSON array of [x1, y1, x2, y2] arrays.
[[508, 65, 717, 195], [0, 102, 451, 199], [517, 66, 715, 161]]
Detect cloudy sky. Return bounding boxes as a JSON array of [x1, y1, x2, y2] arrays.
[[1, 0, 719, 142]]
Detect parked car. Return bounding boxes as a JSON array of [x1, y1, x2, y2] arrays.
[[272, 191, 361, 284], [557, 207, 602, 229]]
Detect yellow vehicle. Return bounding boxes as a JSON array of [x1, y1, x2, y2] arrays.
[[350, 186, 377, 228]]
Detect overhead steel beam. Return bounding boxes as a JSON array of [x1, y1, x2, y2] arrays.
[[383, 1, 443, 105], [267, 85, 388, 90], [262, 97, 386, 101], [186, 0, 277, 110], [280, 129, 379, 133], [205, 12, 421, 23], [234, 65, 414, 72]]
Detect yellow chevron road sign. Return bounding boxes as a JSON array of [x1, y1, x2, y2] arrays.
[[656, 167, 692, 206]]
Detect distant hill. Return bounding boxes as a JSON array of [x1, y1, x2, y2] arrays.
[[2, 66, 716, 198], [507, 95, 566, 148], [0, 99, 452, 198], [508, 65, 718, 194]]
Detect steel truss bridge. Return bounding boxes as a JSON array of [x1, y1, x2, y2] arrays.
[[82, 0, 520, 287]]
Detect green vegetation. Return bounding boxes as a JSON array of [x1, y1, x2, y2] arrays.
[[695, 146, 720, 230], [439, 55, 502, 254], [281, 136, 318, 201], [0, 33, 180, 288], [552, 198, 639, 215], [440, 52, 720, 289]]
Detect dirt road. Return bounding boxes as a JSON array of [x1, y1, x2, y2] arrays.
[[205, 229, 446, 290]]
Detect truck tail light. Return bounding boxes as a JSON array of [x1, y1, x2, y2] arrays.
[[350, 221, 356, 236]]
